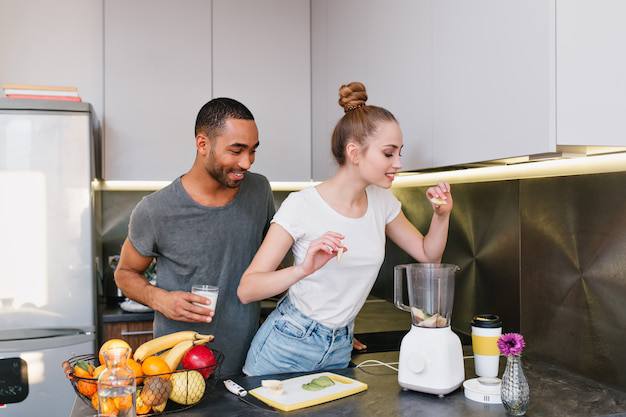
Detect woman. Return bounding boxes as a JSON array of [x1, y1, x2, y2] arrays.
[[237, 82, 453, 376]]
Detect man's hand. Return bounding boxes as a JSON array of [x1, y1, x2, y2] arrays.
[[153, 290, 215, 323]]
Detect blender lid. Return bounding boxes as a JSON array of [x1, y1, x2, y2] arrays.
[[471, 314, 502, 328]]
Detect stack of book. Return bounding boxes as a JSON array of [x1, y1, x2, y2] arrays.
[[0, 84, 81, 102]]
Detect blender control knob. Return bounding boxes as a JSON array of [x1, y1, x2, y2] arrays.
[[409, 354, 426, 374]]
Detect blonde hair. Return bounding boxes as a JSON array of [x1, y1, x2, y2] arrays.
[[331, 82, 397, 165]]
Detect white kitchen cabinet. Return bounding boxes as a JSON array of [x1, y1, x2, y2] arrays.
[[429, 0, 626, 165], [212, 0, 311, 181], [556, 0, 626, 146], [311, 0, 433, 180], [104, 0, 212, 180], [312, 0, 626, 172], [430, 0, 556, 167], [0, 0, 103, 130]]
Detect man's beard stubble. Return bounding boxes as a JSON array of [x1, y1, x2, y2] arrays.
[[205, 149, 243, 189]]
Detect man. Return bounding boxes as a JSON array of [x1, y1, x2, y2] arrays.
[[114, 98, 275, 376]]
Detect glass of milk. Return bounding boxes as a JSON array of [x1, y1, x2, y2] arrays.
[[191, 285, 219, 312]]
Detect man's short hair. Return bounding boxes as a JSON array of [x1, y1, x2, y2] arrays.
[[195, 97, 254, 139]]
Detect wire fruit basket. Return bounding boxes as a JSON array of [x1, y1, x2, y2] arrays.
[[64, 350, 223, 416]]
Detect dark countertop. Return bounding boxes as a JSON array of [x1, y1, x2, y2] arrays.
[[70, 350, 626, 417], [100, 300, 279, 323], [101, 304, 154, 323]]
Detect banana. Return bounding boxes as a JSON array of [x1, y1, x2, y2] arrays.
[[262, 380, 284, 395], [429, 197, 447, 205], [134, 331, 214, 362], [162, 341, 192, 371], [159, 347, 171, 360], [162, 337, 210, 371]]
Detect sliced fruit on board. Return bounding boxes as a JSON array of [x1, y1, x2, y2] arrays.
[[302, 376, 335, 391]]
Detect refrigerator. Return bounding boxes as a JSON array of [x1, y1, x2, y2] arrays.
[[0, 100, 97, 417]]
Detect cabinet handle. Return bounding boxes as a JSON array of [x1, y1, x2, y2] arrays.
[[121, 330, 154, 336]]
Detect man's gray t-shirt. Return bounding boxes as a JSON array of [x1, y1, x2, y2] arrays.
[[127, 172, 275, 376]]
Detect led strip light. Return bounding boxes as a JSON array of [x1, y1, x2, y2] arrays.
[[94, 152, 626, 192]]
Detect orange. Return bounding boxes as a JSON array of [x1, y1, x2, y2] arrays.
[[73, 361, 92, 378], [127, 358, 144, 385], [135, 391, 151, 415], [74, 361, 97, 397], [141, 356, 171, 379], [92, 395, 119, 416], [76, 379, 97, 397], [100, 397, 119, 417], [99, 339, 131, 365], [113, 394, 133, 411], [93, 364, 106, 379]]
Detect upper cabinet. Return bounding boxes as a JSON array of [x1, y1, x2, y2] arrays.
[[425, 0, 626, 167], [430, 0, 556, 167], [104, 0, 212, 181], [105, 0, 311, 181], [313, 0, 626, 174], [556, 0, 626, 146], [7, 1, 623, 180], [102, 0, 626, 180], [311, 0, 433, 180], [213, 0, 311, 182]]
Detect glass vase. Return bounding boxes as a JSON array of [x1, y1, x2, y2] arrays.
[[501, 355, 530, 415], [97, 346, 136, 417]]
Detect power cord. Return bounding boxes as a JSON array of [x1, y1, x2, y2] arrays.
[[355, 355, 475, 373], [355, 360, 399, 372]]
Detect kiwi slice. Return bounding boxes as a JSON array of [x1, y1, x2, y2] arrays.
[[302, 376, 335, 391], [302, 382, 323, 391], [312, 376, 334, 387]]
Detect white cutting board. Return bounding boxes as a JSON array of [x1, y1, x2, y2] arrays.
[[248, 372, 368, 411]]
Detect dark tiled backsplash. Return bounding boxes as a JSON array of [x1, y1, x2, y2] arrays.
[[377, 180, 521, 335], [100, 171, 626, 391], [519, 174, 626, 391], [100, 190, 153, 301], [377, 171, 626, 392]]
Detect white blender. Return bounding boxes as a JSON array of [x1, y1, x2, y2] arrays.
[[394, 263, 464, 396]]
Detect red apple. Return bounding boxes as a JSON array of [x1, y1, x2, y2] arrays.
[[181, 345, 217, 378]]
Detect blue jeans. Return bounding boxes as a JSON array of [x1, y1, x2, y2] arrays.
[[243, 297, 353, 376]]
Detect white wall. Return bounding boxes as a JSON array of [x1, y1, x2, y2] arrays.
[[0, 0, 104, 130]]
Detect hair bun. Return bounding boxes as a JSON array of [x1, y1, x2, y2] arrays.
[[338, 82, 368, 112]]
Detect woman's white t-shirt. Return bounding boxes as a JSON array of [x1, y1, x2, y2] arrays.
[[272, 185, 402, 329]]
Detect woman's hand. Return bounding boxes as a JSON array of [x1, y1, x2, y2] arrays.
[[426, 182, 453, 216], [353, 337, 367, 351], [296, 231, 348, 277]]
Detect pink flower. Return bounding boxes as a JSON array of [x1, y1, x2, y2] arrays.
[[497, 333, 526, 356]]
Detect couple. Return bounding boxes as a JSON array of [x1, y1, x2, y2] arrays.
[[115, 82, 453, 377]]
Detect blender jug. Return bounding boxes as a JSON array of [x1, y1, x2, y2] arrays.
[[394, 263, 460, 328]]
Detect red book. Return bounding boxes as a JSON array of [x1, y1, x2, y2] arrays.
[[5, 94, 81, 102]]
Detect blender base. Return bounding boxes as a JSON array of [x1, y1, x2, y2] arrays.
[[398, 325, 465, 396], [463, 377, 502, 404]]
